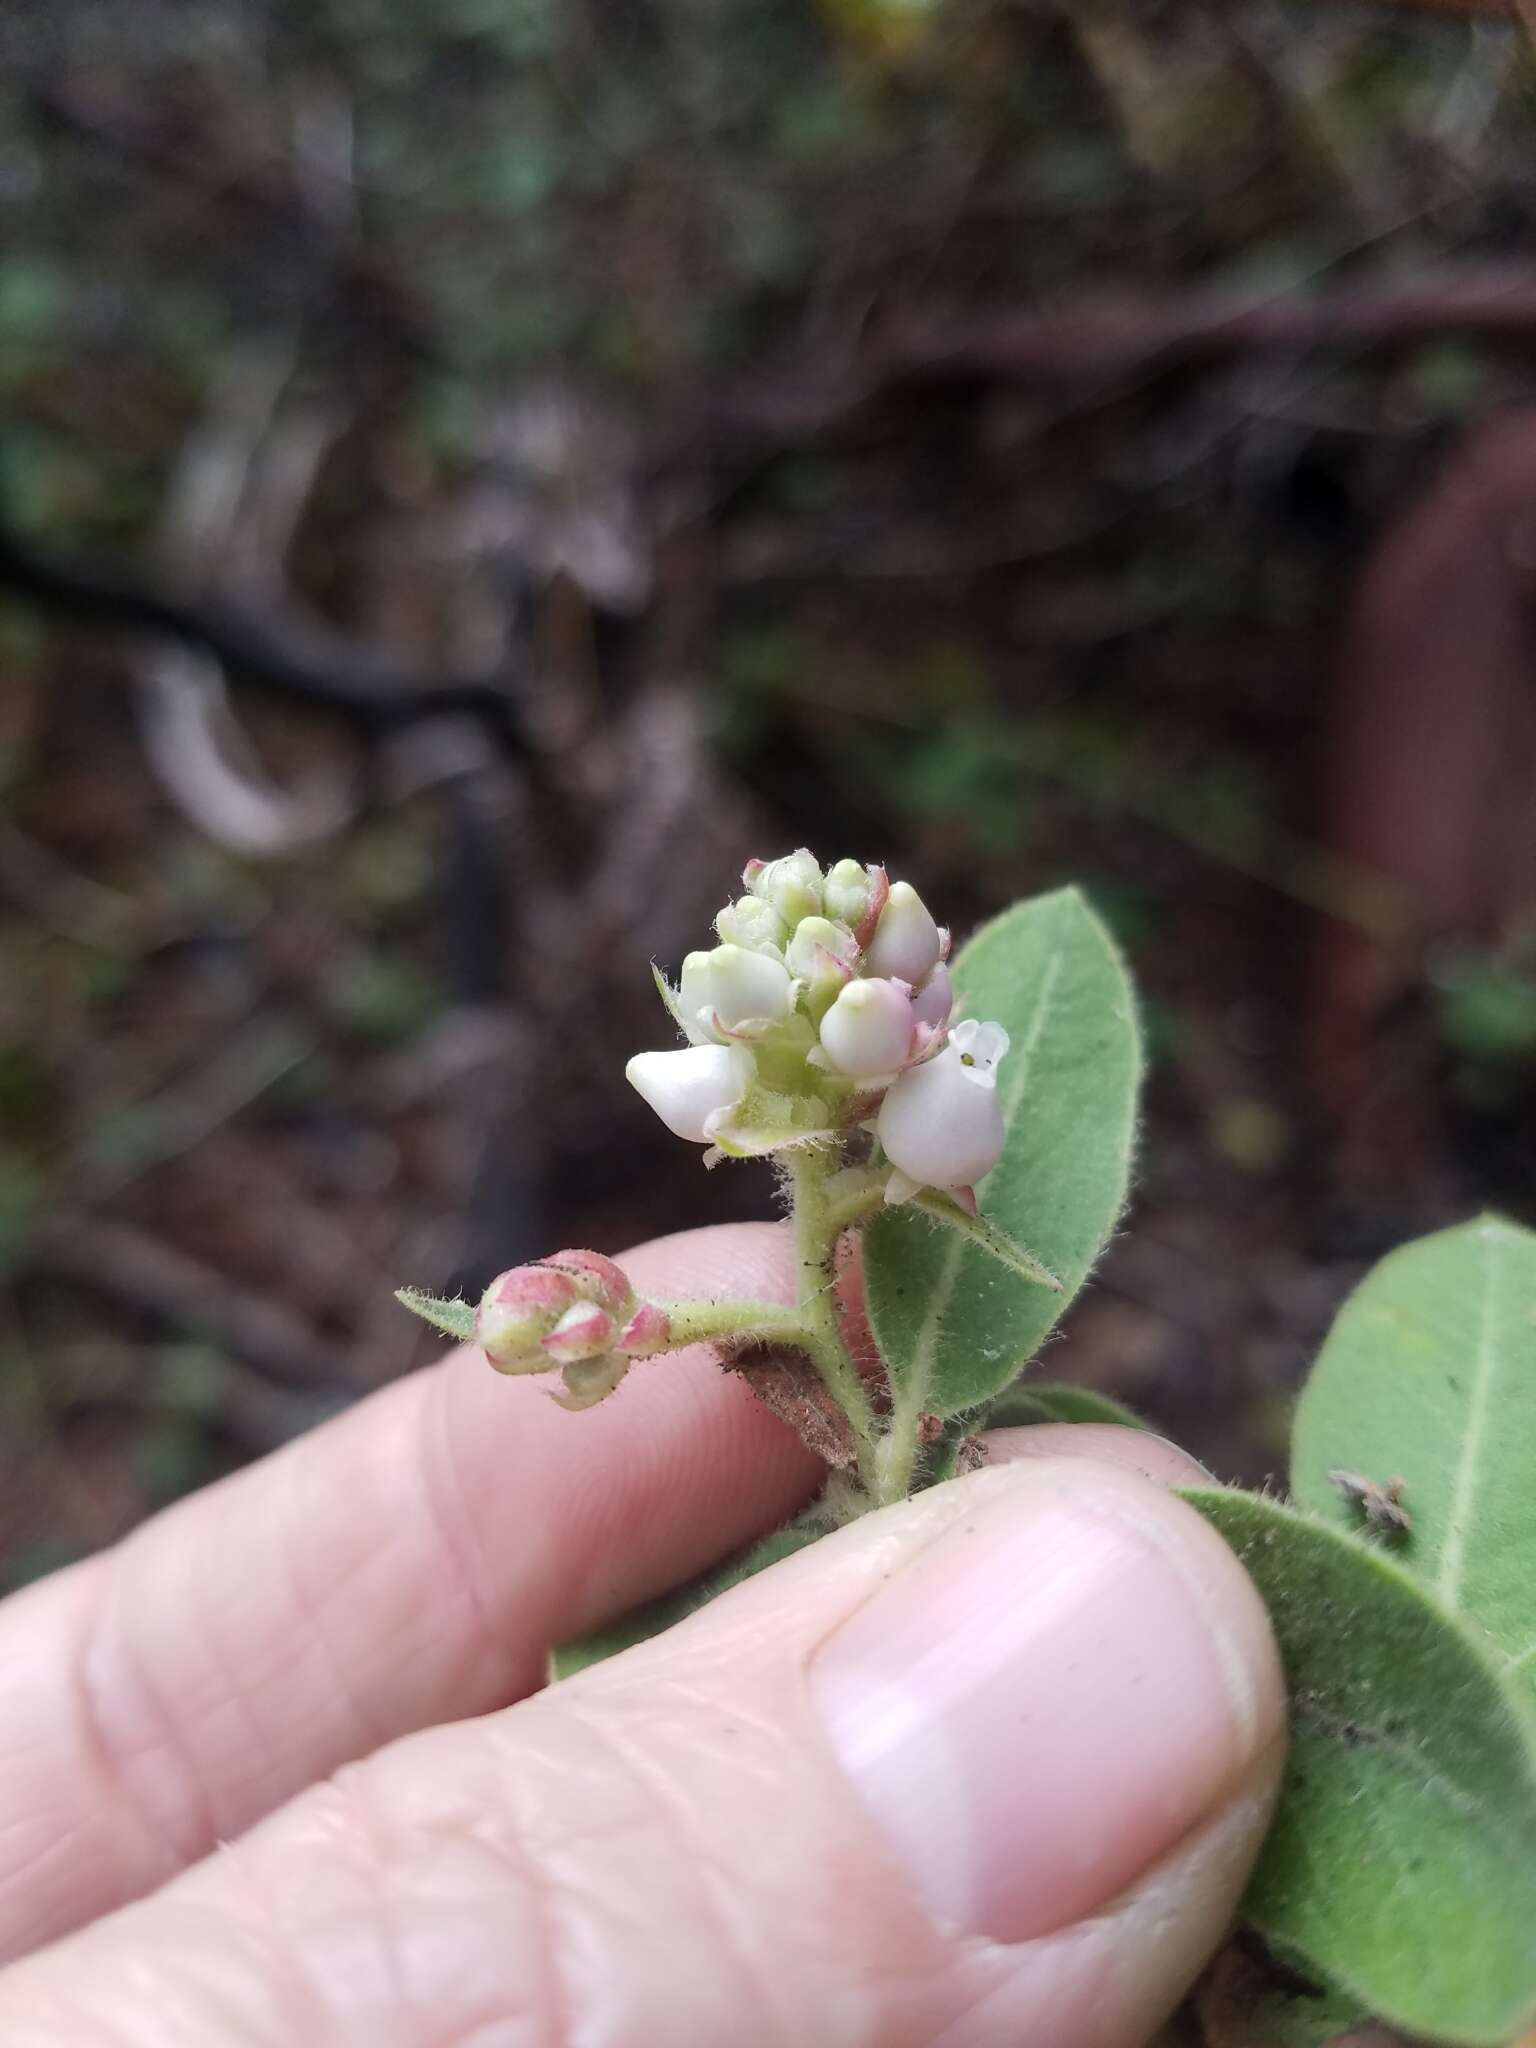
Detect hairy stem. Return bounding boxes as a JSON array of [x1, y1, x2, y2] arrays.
[[787, 1147, 881, 1493], [640, 1297, 807, 1353], [878, 1373, 945, 1503], [820, 1161, 930, 1504], [822, 1164, 890, 1235]]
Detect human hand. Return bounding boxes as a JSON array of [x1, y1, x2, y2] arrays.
[[0, 1223, 1284, 2047]]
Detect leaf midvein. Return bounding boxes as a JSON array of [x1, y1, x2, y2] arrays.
[[1438, 1222, 1507, 1605]]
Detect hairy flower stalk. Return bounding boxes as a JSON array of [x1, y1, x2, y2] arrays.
[[403, 851, 1033, 1513]]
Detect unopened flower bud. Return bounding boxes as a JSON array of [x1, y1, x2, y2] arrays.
[[618, 1301, 672, 1356], [823, 858, 884, 939], [626, 1042, 755, 1142], [542, 1301, 618, 1363], [543, 1249, 634, 1317], [786, 914, 857, 986], [476, 1264, 581, 1372], [877, 1020, 1011, 1191], [744, 848, 823, 926], [911, 960, 953, 1031], [818, 975, 915, 1078], [865, 879, 943, 986], [714, 896, 789, 954], [823, 859, 867, 924], [679, 943, 793, 1040]]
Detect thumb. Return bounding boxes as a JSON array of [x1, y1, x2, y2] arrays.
[[0, 1457, 1285, 2048]]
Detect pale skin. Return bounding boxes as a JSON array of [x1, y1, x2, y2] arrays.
[[0, 1223, 1286, 2046]]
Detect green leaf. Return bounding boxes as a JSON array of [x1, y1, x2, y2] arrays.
[[983, 1382, 1149, 1431], [1291, 1215, 1536, 1707], [863, 888, 1141, 1416], [395, 1287, 478, 1342], [1187, 1488, 1536, 2045], [550, 1520, 828, 1680]]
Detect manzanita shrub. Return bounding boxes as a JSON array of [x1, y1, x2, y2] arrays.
[[401, 858, 1536, 2047]]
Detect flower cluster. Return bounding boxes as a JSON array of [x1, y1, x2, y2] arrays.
[[626, 852, 1010, 1200], [475, 1249, 673, 1409]]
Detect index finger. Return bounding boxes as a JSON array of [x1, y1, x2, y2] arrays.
[[0, 1222, 820, 1963]]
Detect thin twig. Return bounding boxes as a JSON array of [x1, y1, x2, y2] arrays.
[[0, 520, 530, 754]]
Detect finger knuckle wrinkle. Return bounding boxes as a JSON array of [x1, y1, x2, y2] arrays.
[[70, 1572, 215, 1880]]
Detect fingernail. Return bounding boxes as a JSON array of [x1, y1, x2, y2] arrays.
[[808, 1464, 1277, 1944]]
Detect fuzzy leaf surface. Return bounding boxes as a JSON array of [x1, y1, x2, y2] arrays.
[[394, 1287, 478, 1342], [864, 887, 1141, 1415], [1291, 1214, 1536, 1708], [1188, 1487, 1536, 2045]]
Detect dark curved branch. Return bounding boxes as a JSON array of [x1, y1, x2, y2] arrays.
[[883, 271, 1536, 384], [704, 266, 1536, 445], [0, 521, 529, 754]]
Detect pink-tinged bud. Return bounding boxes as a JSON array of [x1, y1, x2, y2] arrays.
[[476, 1264, 581, 1371], [865, 879, 942, 986], [490, 1265, 580, 1313], [545, 1249, 634, 1315], [786, 914, 857, 983], [823, 859, 871, 929], [745, 848, 823, 925], [818, 975, 915, 1078], [552, 1352, 630, 1411], [854, 865, 889, 950], [824, 860, 891, 950], [911, 960, 953, 1030], [876, 1020, 1011, 1191], [541, 1302, 618, 1364], [618, 1302, 673, 1356]]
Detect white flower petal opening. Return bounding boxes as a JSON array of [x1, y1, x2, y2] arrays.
[[876, 1029, 1009, 1191], [949, 1017, 1010, 1077]]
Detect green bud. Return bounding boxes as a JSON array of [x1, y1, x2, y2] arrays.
[[824, 859, 873, 929], [785, 915, 858, 1020], [744, 848, 823, 926], [715, 895, 789, 953]]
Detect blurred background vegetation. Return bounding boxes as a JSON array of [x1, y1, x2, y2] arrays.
[[5, 0, 1536, 1588]]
